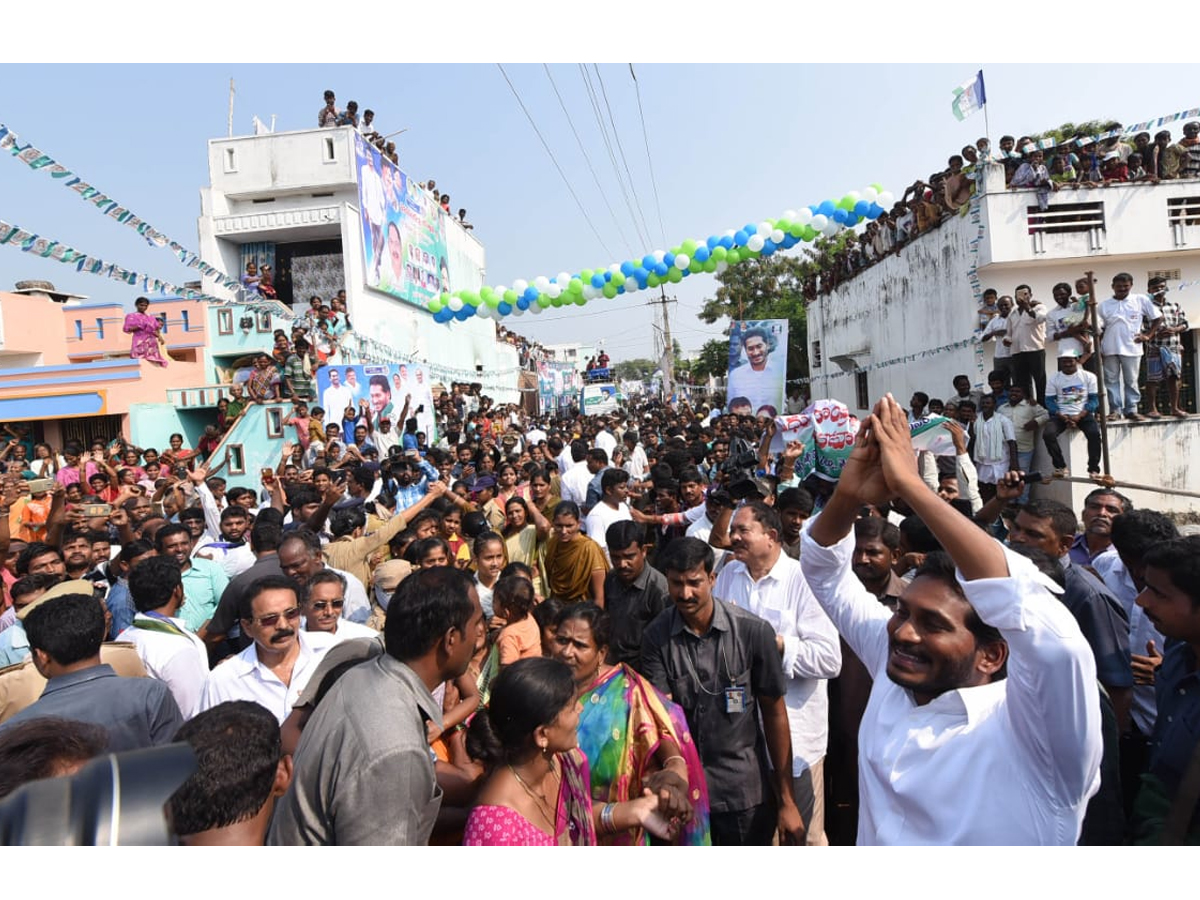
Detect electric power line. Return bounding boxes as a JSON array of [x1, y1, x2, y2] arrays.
[[495, 63, 617, 261], [593, 64, 654, 249], [577, 63, 651, 250], [629, 64, 668, 247], [543, 64, 636, 259]]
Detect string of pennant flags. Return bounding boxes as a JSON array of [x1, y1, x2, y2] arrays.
[[0, 216, 233, 304], [993, 104, 1200, 158], [785, 335, 981, 387], [0, 123, 246, 297]]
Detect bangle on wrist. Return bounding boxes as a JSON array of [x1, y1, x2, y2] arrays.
[[600, 803, 616, 834]]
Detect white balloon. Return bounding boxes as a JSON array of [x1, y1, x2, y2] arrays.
[[583, 285, 598, 300], [861, 186, 878, 203], [512, 279, 528, 294], [782, 209, 797, 221], [846, 190, 861, 203], [747, 234, 765, 252], [511, 304, 525, 317], [810, 214, 828, 230], [493, 285, 507, 298], [675, 254, 690, 270], [770, 229, 785, 244], [608, 263, 621, 273], [877, 191, 894, 207], [529, 301, 543, 314], [758, 221, 774, 237], [476, 303, 491, 318], [652, 250, 666, 263], [723, 229, 737, 238], [557, 271, 572, 287], [534, 275, 550, 292], [796, 208, 813, 225], [822, 220, 841, 236], [715, 261, 729, 273], [447, 296, 463, 311], [546, 283, 562, 299], [623, 280, 638, 294]]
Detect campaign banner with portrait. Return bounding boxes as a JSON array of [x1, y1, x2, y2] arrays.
[[725, 319, 788, 416], [315, 362, 438, 445], [536, 360, 580, 415], [354, 133, 449, 309]]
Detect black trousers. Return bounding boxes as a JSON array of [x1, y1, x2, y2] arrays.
[[1043, 413, 1102, 472], [1010, 349, 1047, 406], [710, 800, 777, 846]]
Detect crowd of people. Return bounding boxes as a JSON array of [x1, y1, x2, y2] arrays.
[[318, 89, 396, 164], [806, 120, 1200, 298], [0, 348, 1195, 846]]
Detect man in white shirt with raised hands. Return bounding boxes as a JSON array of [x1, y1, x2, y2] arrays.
[[800, 393, 1101, 845]]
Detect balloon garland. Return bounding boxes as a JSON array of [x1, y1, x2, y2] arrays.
[[428, 185, 893, 324]]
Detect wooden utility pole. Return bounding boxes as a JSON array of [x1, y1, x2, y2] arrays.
[[1085, 269, 1111, 476]]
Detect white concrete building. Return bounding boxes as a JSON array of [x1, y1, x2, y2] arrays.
[[807, 164, 1200, 512], [195, 125, 518, 402]]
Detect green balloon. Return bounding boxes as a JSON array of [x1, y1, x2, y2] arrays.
[[580, 269, 594, 282], [870, 182, 883, 193], [667, 268, 683, 284], [838, 196, 854, 211], [428, 299, 443, 313], [726, 249, 740, 265], [463, 291, 481, 307], [681, 239, 698, 255], [480, 286, 495, 301], [703, 259, 718, 273], [504, 289, 519, 304], [711, 245, 727, 262], [804, 226, 818, 241], [538, 294, 552, 308], [647, 273, 661, 288], [602, 283, 617, 299], [745, 248, 761, 259], [569, 278, 584, 295], [788, 224, 803, 239], [574, 294, 587, 306], [688, 258, 703, 274], [611, 272, 626, 288]]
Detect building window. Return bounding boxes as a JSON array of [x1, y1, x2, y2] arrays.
[[324, 136, 337, 163], [1168, 197, 1200, 226], [812, 340, 822, 368], [95, 318, 105, 339], [226, 444, 245, 475], [855, 371, 869, 410], [266, 407, 284, 438], [217, 309, 233, 335], [255, 310, 272, 333], [180, 310, 190, 331], [223, 147, 237, 173], [1027, 201, 1105, 235], [1148, 268, 1182, 282]]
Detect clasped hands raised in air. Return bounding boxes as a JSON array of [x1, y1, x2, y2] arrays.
[[838, 394, 926, 507]]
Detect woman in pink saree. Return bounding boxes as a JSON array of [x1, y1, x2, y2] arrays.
[[123, 297, 168, 366]]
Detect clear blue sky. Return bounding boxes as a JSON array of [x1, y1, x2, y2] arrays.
[[3, 64, 1198, 361]]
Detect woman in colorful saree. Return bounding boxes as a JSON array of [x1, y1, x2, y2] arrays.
[[552, 604, 712, 846], [123, 296, 168, 366], [463, 657, 667, 846]]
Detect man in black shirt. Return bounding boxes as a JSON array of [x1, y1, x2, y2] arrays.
[[641, 537, 803, 846], [603, 522, 669, 674]]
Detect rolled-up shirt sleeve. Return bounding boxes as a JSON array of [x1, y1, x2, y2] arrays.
[[799, 523, 891, 675], [956, 545, 1102, 808]]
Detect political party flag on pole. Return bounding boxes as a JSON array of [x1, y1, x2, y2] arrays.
[[951, 70, 987, 121]]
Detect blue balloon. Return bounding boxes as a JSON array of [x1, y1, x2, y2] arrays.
[[818, 200, 836, 216], [780, 234, 798, 249], [845, 213, 860, 226], [455, 307, 473, 321], [523, 288, 539, 303], [719, 234, 735, 249], [734, 229, 749, 246], [634, 266, 649, 282], [590, 273, 605, 288], [616, 285, 625, 294], [831, 209, 847, 224], [807, 205, 818, 214], [744, 223, 758, 235], [694, 246, 710, 262], [434, 308, 453, 323], [516, 297, 530, 310], [761, 239, 777, 256], [642, 254, 657, 269], [654, 263, 669, 277], [663, 252, 676, 268], [620, 260, 636, 277], [603, 271, 612, 282], [497, 302, 512, 316], [637, 277, 649, 290], [867, 203, 884, 218], [854, 200, 871, 216], [706, 235, 719, 250]]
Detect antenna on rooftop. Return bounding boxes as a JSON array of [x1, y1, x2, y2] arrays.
[[227, 78, 235, 138]]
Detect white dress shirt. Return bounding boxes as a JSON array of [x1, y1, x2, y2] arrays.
[[594, 430, 617, 459], [583, 501, 632, 555], [715, 552, 841, 773], [559, 462, 593, 507], [799, 526, 1101, 845], [306, 619, 379, 644], [1005, 302, 1048, 353], [622, 443, 649, 481], [117, 613, 210, 719], [198, 630, 337, 724]]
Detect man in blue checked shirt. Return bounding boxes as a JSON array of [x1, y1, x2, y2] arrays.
[[392, 452, 441, 513]]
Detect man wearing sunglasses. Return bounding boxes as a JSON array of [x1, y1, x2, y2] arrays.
[[301, 570, 376, 642], [198, 575, 336, 724]]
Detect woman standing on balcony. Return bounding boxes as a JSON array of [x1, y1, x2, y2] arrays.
[[123, 297, 168, 367]]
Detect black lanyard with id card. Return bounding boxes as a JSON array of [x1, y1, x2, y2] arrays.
[[682, 636, 745, 715]]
